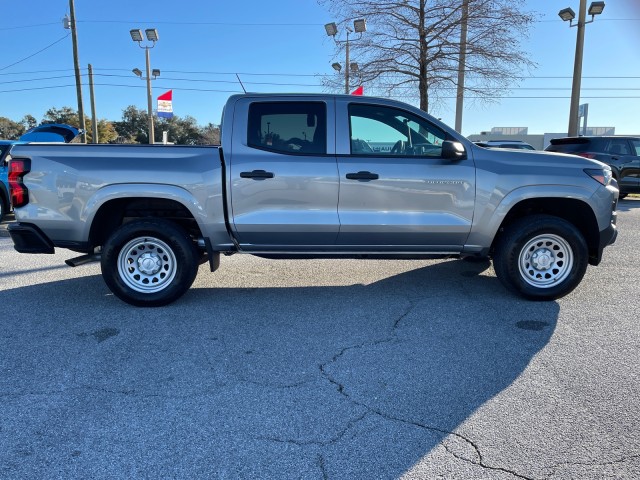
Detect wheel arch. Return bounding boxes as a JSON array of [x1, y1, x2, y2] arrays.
[[86, 188, 204, 249], [492, 197, 600, 265]]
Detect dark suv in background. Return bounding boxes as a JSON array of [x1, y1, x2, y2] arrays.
[[545, 136, 640, 199]]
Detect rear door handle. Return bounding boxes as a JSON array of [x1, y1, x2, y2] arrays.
[[240, 169, 274, 179], [346, 171, 379, 181]]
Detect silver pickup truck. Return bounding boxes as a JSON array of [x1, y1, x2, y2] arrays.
[[7, 93, 618, 306]]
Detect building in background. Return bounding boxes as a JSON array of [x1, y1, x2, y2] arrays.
[[467, 126, 619, 150]]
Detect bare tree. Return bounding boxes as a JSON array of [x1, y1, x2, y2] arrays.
[[319, 0, 537, 112]]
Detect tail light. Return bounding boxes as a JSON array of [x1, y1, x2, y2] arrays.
[[8, 158, 31, 208], [576, 152, 596, 159], [584, 168, 612, 186]]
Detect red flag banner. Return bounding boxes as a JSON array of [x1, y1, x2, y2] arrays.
[[351, 86, 364, 96], [157, 90, 173, 118]]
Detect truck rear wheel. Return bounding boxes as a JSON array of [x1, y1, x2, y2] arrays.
[[493, 215, 588, 300], [101, 218, 199, 307]]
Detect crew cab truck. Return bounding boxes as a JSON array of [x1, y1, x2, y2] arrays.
[[7, 94, 618, 306]]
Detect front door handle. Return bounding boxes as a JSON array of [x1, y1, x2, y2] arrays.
[[240, 169, 274, 179], [346, 171, 379, 181]]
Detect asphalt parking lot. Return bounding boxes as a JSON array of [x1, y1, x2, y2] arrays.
[[1, 201, 639, 479]]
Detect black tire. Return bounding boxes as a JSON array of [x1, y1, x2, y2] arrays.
[[0, 193, 6, 223], [493, 215, 588, 300], [619, 193, 628, 200], [101, 218, 199, 307]]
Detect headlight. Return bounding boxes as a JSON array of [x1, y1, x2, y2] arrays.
[[584, 168, 612, 186]]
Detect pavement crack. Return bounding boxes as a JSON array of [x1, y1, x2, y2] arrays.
[[317, 296, 533, 479], [368, 408, 537, 480], [257, 411, 369, 447], [547, 453, 640, 477], [317, 453, 329, 480], [319, 298, 414, 400], [440, 433, 536, 480]]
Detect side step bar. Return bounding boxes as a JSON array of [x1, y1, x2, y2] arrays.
[[65, 254, 101, 267]]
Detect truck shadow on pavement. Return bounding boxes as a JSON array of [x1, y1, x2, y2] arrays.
[[0, 258, 558, 479]]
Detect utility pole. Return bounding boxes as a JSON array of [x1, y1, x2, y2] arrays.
[[145, 47, 154, 143], [454, 0, 469, 133], [68, 0, 86, 143], [88, 64, 98, 143], [568, 0, 587, 137]]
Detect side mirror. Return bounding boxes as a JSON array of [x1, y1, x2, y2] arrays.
[[441, 140, 467, 160]]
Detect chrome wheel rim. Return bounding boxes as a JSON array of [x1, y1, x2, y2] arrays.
[[117, 236, 177, 293], [518, 234, 573, 288]]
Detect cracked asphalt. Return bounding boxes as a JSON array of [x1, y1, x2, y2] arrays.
[[1, 200, 639, 479]]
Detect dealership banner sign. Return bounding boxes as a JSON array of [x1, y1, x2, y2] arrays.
[[157, 90, 173, 118]]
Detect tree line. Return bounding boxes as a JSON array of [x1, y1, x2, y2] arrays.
[[0, 106, 220, 145]]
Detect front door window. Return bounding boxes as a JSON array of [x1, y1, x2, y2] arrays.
[[349, 104, 447, 157]]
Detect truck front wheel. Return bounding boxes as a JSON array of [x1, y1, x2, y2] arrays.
[[0, 194, 6, 223], [101, 218, 199, 307], [493, 215, 588, 300]]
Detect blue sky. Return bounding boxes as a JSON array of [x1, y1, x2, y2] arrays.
[[1, 0, 639, 137]]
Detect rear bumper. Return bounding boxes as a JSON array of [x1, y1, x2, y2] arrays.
[[8, 223, 55, 254]]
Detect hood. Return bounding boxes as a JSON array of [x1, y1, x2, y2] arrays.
[[472, 144, 609, 169], [19, 124, 80, 143]]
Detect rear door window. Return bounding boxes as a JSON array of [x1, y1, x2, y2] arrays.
[[605, 138, 632, 156], [247, 102, 326, 155]]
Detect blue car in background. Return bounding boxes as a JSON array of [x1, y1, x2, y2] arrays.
[[0, 124, 79, 222]]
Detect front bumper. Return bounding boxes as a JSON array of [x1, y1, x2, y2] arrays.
[[590, 221, 617, 266], [8, 223, 55, 254]]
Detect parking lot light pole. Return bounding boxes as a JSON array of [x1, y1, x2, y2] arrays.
[[325, 19, 366, 94], [559, 1, 605, 137], [130, 28, 159, 144]]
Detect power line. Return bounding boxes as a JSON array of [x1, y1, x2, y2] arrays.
[[5, 71, 640, 92], [0, 74, 77, 85], [94, 68, 321, 78], [0, 34, 70, 71], [0, 69, 75, 77], [0, 22, 60, 31], [90, 73, 320, 87], [3, 82, 640, 100], [77, 20, 323, 26], [3, 66, 640, 81], [5, 18, 639, 30]]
